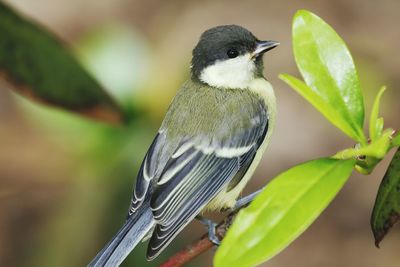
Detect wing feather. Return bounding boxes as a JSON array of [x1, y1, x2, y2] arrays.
[[147, 152, 240, 259], [129, 132, 165, 215]]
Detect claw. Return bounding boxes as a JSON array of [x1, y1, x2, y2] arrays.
[[232, 187, 265, 211], [196, 216, 221, 246], [195, 188, 265, 245]]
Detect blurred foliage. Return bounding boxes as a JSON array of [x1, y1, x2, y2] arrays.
[[0, 1, 164, 265], [12, 94, 173, 267], [74, 25, 152, 108], [0, 2, 122, 124]]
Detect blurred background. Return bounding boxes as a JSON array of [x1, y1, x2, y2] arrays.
[[1, 0, 400, 266]]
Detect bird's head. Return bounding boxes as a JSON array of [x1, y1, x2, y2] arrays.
[[191, 25, 279, 89]]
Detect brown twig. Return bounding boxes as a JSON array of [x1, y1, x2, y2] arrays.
[[159, 211, 239, 267]]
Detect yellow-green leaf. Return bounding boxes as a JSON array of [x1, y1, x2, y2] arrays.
[[282, 10, 365, 143], [369, 86, 386, 141], [280, 74, 358, 140], [392, 133, 400, 147], [214, 158, 355, 267]]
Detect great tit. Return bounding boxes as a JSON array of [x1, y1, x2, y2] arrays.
[[89, 24, 278, 267]]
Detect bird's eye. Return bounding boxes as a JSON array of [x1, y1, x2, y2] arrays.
[[227, 48, 239, 58]]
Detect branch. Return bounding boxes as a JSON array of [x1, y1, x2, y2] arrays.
[[160, 210, 238, 267]]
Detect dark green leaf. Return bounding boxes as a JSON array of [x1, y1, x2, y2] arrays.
[[0, 2, 122, 124], [371, 148, 400, 246], [214, 158, 355, 267], [286, 10, 365, 143]]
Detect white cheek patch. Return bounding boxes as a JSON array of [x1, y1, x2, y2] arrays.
[[199, 53, 256, 89]]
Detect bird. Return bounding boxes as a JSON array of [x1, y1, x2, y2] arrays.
[[88, 24, 279, 267]]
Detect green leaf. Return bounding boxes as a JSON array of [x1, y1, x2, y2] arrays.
[[280, 74, 359, 141], [369, 86, 386, 141], [371, 148, 400, 246], [392, 133, 400, 147], [0, 2, 122, 124], [285, 10, 365, 143], [376, 118, 384, 140], [214, 158, 355, 267]]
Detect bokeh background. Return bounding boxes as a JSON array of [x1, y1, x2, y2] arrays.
[[1, 0, 400, 266]]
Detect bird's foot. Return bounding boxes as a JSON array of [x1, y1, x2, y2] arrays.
[[196, 188, 265, 245], [196, 215, 221, 246]]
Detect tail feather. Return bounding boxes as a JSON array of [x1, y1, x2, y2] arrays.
[[88, 205, 154, 267]]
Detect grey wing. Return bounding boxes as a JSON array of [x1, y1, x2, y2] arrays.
[[146, 121, 269, 259], [129, 132, 167, 216], [146, 146, 240, 260]]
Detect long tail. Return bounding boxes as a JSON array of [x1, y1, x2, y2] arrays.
[[88, 204, 155, 267]]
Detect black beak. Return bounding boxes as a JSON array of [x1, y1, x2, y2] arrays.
[[251, 40, 279, 58]]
